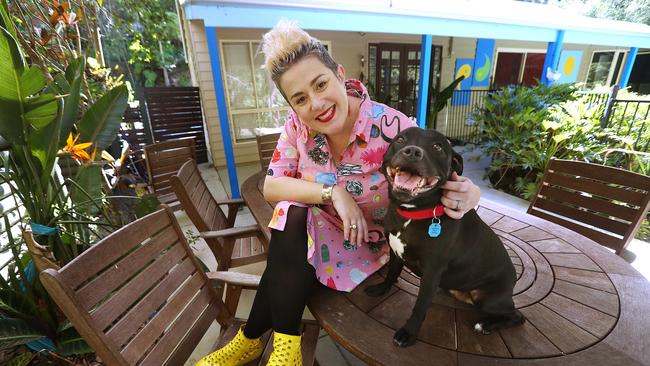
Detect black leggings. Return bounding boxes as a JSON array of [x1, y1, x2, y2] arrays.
[[243, 206, 317, 337]]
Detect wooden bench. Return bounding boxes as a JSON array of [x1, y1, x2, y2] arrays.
[[39, 205, 320, 365], [528, 158, 650, 254]]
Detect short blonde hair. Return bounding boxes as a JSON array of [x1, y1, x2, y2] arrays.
[[260, 19, 338, 87]]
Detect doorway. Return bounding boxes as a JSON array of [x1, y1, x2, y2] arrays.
[[369, 43, 442, 118]]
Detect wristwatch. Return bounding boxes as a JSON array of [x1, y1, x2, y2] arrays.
[[321, 184, 334, 203]]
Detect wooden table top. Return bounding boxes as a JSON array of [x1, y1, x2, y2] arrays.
[[241, 171, 650, 366]]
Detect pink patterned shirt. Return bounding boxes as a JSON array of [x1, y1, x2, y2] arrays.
[[267, 80, 417, 292]]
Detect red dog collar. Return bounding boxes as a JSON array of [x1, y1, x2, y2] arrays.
[[396, 205, 445, 220]]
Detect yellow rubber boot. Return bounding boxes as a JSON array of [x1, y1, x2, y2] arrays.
[[195, 327, 263, 366], [267, 332, 302, 366]]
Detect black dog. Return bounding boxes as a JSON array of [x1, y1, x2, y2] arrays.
[[365, 127, 524, 347]]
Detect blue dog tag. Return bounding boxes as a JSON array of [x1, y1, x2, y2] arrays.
[[428, 222, 441, 237]]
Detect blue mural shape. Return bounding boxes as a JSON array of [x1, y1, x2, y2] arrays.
[[452, 58, 473, 106], [556, 50, 583, 84], [472, 39, 495, 87]]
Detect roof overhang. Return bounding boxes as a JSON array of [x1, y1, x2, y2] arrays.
[[180, 0, 650, 48]]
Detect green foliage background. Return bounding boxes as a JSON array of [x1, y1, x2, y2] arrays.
[[101, 0, 190, 87]]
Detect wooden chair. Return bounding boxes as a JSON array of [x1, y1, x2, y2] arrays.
[[170, 159, 267, 274], [528, 158, 650, 254], [39, 206, 320, 366], [143, 138, 196, 210], [256, 133, 280, 172]]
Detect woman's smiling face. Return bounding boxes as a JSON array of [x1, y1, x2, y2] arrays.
[[278, 56, 351, 136]]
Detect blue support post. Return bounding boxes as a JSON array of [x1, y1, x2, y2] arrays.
[[541, 41, 555, 84], [205, 26, 240, 198], [416, 35, 433, 129], [550, 30, 565, 72], [541, 30, 565, 85], [619, 47, 638, 89]]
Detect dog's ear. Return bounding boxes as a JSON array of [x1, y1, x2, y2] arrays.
[[451, 150, 464, 176]]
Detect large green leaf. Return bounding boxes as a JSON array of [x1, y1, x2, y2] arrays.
[[0, 318, 43, 350], [426, 75, 465, 129], [78, 85, 128, 151], [0, 0, 16, 40], [30, 98, 64, 177], [60, 57, 86, 145], [19, 67, 46, 97], [432, 75, 465, 114], [71, 164, 103, 215], [24, 94, 58, 130], [0, 26, 26, 144], [49, 73, 70, 96]]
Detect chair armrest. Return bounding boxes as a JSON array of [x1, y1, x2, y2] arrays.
[[207, 271, 261, 288], [216, 198, 247, 227], [200, 225, 260, 240], [215, 198, 246, 206]]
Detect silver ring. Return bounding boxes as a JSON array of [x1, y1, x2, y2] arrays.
[[455, 200, 462, 210], [350, 224, 358, 230]]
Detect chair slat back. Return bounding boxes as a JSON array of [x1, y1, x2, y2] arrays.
[[170, 159, 227, 233], [256, 133, 281, 172], [144, 139, 196, 197], [528, 159, 650, 254], [40, 207, 229, 366]]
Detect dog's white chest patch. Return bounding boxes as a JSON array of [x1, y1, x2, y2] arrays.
[[389, 233, 406, 258], [389, 220, 411, 259]]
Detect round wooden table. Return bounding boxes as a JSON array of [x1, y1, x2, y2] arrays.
[[241, 172, 650, 365]]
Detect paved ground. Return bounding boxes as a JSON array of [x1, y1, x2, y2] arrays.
[[184, 146, 650, 365]]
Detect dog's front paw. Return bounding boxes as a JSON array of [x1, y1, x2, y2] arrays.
[[393, 327, 417, 347], [364, 283, 390, 297]]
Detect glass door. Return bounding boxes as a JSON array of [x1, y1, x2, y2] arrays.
[[370, 43, 442, 118]]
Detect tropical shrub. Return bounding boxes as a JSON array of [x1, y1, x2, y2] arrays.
[[474, 83, 650, 241], [0, 1, 154, 361], [473, 83, 579, 197]]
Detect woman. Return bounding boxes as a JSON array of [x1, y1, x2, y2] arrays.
[[196, 19, 480, 366]]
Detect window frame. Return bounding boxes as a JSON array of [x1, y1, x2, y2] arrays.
[[219, 39, 332, 144], [491, 47, 547, 87], [584, 49, 627, 88]]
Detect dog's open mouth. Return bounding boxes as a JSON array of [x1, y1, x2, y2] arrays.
[[386, 166, 440, 196]]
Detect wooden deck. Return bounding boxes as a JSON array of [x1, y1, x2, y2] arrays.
[[241, 172, 650, 366]]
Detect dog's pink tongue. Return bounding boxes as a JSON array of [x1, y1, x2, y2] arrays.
[[394, 171, 420, 190]]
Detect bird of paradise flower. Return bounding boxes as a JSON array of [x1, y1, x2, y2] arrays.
[[59, 133, 95, 162]]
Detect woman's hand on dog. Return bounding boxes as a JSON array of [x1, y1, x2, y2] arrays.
[[441, 172, 481, 219], [332, 186, 369, 247]]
